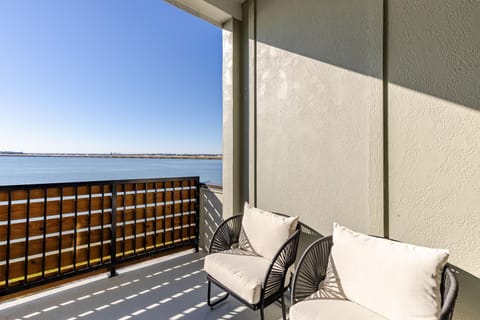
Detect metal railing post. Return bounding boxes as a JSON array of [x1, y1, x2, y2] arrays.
[[195, 178, 200, 252], [109, 183, 118, 277]]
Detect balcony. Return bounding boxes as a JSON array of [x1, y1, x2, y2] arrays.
[[1, 0, 478, 317], [0, 179, 302, 319]]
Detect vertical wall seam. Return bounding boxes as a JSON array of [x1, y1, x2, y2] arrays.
[[253, 0, 258, 206], [382, 0, 390, 238], [238, 17, 246, 208]]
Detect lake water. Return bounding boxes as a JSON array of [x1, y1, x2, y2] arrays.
[[0, 156, 222, 186]]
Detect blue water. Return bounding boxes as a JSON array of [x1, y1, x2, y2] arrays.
[[0, 156, 222, 186]]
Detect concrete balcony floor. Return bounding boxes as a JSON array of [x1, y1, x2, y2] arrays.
[[1, 250, 284, 320]]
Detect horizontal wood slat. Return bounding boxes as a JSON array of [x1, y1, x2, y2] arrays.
[[0, 212, 112, 242], [0, 197, 112, 221]]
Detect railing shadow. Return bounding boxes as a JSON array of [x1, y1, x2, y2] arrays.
[[199, 184, 223, 251]]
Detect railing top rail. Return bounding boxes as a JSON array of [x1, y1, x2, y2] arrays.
[[0, 176, 200, 190], [200, 183, 223, 191]]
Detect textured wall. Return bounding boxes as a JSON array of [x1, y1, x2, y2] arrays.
[[388, 1, 480, 318], [254, 0, 383, 236]]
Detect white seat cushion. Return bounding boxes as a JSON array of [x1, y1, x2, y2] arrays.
[[290, 299, 386, 320], [204, 249, 271, 304], [329, 223, 449, 320], [239, 202, 299, 260]]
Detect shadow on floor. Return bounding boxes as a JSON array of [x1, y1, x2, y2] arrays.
[[1, 250, 284, 320]]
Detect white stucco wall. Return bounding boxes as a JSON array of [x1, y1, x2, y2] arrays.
[[388, 2, 480, 318], [254, 0, 383, 236], [388, 0, 480, 277]]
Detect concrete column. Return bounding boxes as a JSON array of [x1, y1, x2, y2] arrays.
[[222, 18, 244, 217]]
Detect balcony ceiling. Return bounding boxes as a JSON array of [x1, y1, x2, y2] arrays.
[[165, 0, 246, 27]]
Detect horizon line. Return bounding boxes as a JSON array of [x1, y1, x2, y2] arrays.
[[0, 151, 222, 160]]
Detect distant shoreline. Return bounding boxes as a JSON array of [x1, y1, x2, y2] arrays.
[[0, 152, 222, 160]]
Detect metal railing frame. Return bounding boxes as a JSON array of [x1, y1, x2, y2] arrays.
[[0, 176, 200, 296]]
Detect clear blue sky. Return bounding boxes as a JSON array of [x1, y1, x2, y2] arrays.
[[0, 0, 222, 154]]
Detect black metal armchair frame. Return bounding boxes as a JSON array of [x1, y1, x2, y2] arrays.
[[291, 236, 459, 320], [207, 214, 301, 320]]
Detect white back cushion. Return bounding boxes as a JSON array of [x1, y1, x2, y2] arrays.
[[331, 223, 449, 320], [239, 203, 298, 260]]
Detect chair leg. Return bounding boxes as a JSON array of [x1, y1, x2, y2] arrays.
[[260, 305, 265, 320], [281, 293, 287, 320], [207, 279, 229, 309]]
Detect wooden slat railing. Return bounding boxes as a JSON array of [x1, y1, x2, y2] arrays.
[[0, 176, 199, 296]]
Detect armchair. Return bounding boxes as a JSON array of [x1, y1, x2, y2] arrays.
[[205, 205, 300, 320], [291, 225, 459, 320]]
